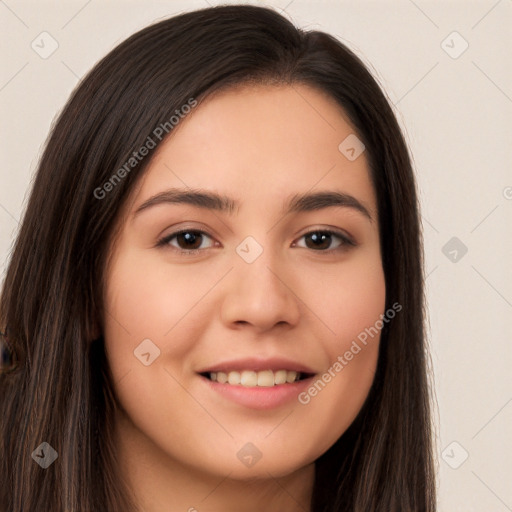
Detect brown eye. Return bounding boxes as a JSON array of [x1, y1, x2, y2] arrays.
[[295, 230, 355, 252], [156, 229, 215, 253], [156, 228, 356, 255]]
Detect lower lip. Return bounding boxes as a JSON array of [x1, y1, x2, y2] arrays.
[[199, 374, 315, 410]]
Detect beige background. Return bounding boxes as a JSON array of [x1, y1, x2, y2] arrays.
[[1, 0, 511, 509]]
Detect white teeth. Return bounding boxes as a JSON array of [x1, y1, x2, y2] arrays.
[[227, 371, 241, 385], [274, 370, 287, 385], [208, 369, 303, 386], [241, 371, 257, 387], [286, 370, 298, 383], [257, 370, 274, 387]]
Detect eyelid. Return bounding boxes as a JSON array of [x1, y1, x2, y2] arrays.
[[297, 232, 356, 251], [155, 228, 217, 252], [295, 225, 356, 246]]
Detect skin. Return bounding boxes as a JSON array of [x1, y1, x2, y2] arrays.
[[102, 83, 386, 512]]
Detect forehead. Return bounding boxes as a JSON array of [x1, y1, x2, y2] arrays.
[[127, 83, 377, 220]]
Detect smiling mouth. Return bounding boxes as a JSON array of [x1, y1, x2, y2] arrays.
[[200, 369, 314, 387]]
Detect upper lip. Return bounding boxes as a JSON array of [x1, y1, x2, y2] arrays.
[[197, 357, 316, 374]]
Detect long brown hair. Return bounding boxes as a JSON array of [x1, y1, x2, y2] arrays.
[[0, 4, 436, 511]]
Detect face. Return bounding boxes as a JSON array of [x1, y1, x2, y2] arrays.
[[103, 84, 386, 481]]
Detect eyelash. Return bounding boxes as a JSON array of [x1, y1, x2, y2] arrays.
[[155, 228, 356, 255]]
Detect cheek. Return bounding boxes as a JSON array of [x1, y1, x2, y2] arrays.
[[292, 252, 385, 447], [301, 248, 386, 346], [103, 247, 208, 366]]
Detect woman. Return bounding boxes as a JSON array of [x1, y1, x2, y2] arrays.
[[0, 4, 436, 511]]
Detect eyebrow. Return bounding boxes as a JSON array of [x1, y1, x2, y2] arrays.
[[133, 188, 373, 222]]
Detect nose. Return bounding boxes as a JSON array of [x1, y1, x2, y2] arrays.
[[220, 248, 301, 334]]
